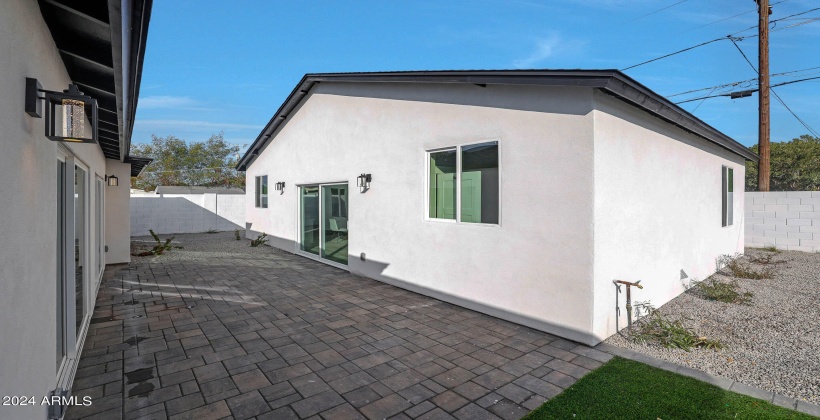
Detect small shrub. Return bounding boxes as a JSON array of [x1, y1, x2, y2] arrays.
[[250, 232, 268, 247], [761, 245, 781, 253], [697, 279, 753, 304], [631, 310, 724, 352], [717, 254, 774, 279], [205, 229, 219, 234], [234, 229, 241, 241], [142, 229, 181, 256]]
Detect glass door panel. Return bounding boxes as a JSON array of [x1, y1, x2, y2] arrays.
[[300, 186, 320, 255], [321, 185, 348, 265], [75, 166, 86, 337], [57, 161, 66, 372], [96, 178, 103, 277]]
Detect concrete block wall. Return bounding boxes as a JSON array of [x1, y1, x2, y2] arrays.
[[131, 193, 245, 236], [745, 191, 820, 252]]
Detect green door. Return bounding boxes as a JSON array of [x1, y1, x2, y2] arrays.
[[460, 171, 482, 223], [429, 149, 457, 219], [435, 173, 456, 219]]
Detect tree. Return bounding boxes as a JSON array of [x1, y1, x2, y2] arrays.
[[130, 132, 245, 192], [746, 134, 820, 191]]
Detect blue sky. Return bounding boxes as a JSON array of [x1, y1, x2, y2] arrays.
[[133, 0, 820, 152]]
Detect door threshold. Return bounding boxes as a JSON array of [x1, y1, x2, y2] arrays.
[[295, 250, 350, 271]]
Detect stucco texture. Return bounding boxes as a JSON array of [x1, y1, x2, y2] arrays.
[[245, 81, 752, 347], [591, 90, 746, 341], [246, 82, 598, 344], [0, 0, 128, 418]]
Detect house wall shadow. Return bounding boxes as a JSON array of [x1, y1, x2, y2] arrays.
[[246, 228, 600, 346], [131, 194, 244, 236]]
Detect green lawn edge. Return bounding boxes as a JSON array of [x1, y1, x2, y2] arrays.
[[524, 357, 814, 420]]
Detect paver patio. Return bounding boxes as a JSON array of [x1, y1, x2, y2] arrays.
[[67, 245, 611, 420]]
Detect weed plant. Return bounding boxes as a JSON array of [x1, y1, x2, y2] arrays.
[[697, 279, 753, 304], [631, 309, 723, 352], [250, 232, 268, 247]]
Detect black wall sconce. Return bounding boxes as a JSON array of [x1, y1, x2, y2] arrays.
[[25, 78, 98, 144], [274, 181, 285, 191], [106, 175, 119, 187], [357, 173, 371, 192]]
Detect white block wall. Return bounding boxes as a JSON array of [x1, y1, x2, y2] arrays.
[[745, 191, 820, 252], [130, 193, 245, 236]]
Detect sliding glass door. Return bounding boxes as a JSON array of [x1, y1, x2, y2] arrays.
[[300, 186, 320, 255], [321, 185, 348, 264], [74, 165, 86, 338], [56, 160, 67, 373], [299, 183, 348, 265]]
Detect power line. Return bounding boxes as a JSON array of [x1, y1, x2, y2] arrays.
[[623, 6, 820, 71], [729, 6, 820, 36], [673, 75, 820, 103], [621, 37, 729, 71], [772, 16, 820, 31], [632, 0, 688, 22], [690, 87, 718, 113], [667, 77, 757, 98], [666, 65, 820, 98], [728, 38, 820, 137], [685, 0, 788, 32]]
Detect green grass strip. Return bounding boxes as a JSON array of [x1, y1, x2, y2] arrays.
[[524, 357, 813, 420]]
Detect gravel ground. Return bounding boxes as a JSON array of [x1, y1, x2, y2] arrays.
[[605, 248, 820, 404], [130, 230, 279, 262]]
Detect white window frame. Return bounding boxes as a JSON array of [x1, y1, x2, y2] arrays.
[[96, 175, 105, 282], [424, 140, 501, 226], [722, 166, 734, 227], [255, 175, 268, 208]]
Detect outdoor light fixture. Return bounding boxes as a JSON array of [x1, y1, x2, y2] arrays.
[[25, 78, 98, 143], [275, 181, 285, 191], [357, 173, 371, 191], [106, 175, 119, 187]]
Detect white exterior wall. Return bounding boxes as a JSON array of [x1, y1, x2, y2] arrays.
[[131, 193, 245, 236], [0, 1, 129, 418], [247, 82, 598, 343], [591, 91, 746, 341], [745, 191, 820, 252], [106, 161, 133, 263]]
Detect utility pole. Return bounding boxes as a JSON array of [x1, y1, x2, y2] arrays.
[[757, 0, 771, 191]]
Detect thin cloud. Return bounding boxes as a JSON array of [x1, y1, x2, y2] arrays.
[[134, 120, 264, 131], [140, 96, 197, 109], [513, 34, 585, 68]]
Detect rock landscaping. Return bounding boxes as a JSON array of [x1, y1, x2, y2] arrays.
[[605, 248, 820, 404], [130, 230, 279, 262]]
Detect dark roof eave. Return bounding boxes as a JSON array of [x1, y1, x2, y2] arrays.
[[125, 155, 153, 177], [237, 70, 758, 170]]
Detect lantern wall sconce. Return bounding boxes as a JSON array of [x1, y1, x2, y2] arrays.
[[25, 77, 98, 144], [357, 173, 371, 192], [274, 181, 285, 191], [106, 175, 119, 187]]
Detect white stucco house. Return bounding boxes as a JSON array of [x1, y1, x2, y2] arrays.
[[0, 0, 151, 418], [237, 70, 758, 346]]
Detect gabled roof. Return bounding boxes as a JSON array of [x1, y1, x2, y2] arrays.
[[37, 0, 153, 173], [237, 69, 759, 170]]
